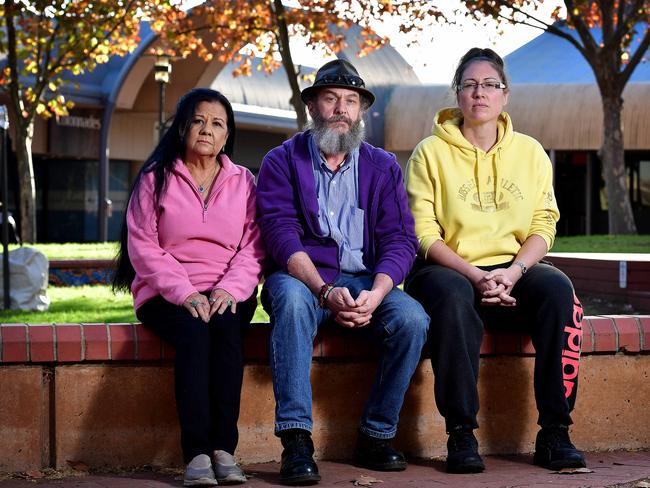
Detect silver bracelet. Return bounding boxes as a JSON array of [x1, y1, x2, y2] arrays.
[[513, 260, 527, 274]]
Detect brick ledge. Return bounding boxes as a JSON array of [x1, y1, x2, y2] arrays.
[[0, 315, 648, 364]]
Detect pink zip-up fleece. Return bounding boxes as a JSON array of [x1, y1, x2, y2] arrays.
[[127, 154, 265, 311]]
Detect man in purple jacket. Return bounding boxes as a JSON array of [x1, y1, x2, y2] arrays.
[[257, 59, 429, 485]]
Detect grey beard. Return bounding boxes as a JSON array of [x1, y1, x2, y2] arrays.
[[309, 112, 365, 155]]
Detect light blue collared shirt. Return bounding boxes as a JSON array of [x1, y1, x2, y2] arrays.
[[308, 135, 367, 274]]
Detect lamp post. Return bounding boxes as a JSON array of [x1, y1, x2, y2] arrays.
[[0, 106, 9, 309], [154, 55, 172, 142]]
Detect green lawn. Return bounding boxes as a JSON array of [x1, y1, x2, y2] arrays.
[[7, 235, 650, 261], [0, 286, 135, 323], [8, 242, 118, 260], [0, 236, 647, 324], [551, 234, 650, 253], [0, 285, 270, 324]]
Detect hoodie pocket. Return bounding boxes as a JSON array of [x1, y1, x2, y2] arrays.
[[456, 236, 520, 263]]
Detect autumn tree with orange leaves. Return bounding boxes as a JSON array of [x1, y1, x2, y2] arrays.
[[154, 0, 444, 129], [0, 0, 176, 243], [0, 0, 443, 243], [461, 0, 649, 234]]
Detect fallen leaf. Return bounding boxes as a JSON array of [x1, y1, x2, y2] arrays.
[[66, 460, 89, 471], [634, 482, 650, 488], [556, 467, 594, 474], [25, 470, 44, 479], [354, 475, 383, 486]]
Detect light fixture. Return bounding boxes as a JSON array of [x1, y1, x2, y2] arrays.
[[154, 55, 172, 142], [154, 55, 171, 84]]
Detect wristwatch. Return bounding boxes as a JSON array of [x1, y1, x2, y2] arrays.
[[513, 260, 527, 275]]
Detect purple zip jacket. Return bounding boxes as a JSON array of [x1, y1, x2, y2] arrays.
[[257, 131, 418, 286]]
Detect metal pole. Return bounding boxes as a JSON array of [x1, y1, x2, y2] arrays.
[[154, 55, 171, 142], [585, 152, 593, 236], [98, 107, 109, 242], [158, 81, 165, 142], [0, 106, 10, 309]]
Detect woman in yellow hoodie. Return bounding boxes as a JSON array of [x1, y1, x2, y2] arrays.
[[404, 48, 586, 474]]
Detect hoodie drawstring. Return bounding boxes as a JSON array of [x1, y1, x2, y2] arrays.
[[493, 147, 502, 207], [474, 147, 483, 210]]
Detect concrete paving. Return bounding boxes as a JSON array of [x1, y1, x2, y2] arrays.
[[1, 450, 649, 488]]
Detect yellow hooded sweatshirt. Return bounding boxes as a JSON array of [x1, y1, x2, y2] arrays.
[[405, 108, 560, 266]]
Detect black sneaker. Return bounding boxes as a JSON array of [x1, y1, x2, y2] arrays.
[[353, 432, 407, 471], [279, 429, 321, 485], [533, 425, 586, 470], [446, 428, 485, 474]]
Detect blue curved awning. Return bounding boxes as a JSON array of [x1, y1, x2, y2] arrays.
[[505, 22, 650, 84]]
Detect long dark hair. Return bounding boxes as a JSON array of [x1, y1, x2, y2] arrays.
[[112, 88, 237, 293]]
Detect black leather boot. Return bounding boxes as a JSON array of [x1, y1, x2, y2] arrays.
[[279, 429, 321, 485], [446, 427, 485, 474], [533, 425, 586, 470], [353, 431, 407, 471]]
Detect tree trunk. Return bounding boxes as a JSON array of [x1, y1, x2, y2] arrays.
[[599, 94, 637, 234], [270, 0, 308, 129], [14, 121, 37, 243]]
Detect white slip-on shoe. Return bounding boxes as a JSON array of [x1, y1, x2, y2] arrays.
[[184, 454, 218, 486], [213, 450, 246, 484]]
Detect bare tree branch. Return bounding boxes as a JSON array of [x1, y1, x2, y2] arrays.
[[489, 0, 589, 57], [620, 27, 650, 86], [564, 0, 601, 62], [611, 0, 646, 50]]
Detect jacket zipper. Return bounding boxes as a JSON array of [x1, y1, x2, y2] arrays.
[[172, 160, 236, 224], [200, 171, 234, 223]]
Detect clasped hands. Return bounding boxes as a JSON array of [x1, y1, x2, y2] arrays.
[[183, 288, 236, 322], [324, 287, 382, 328], [473, 267, 520, 307]]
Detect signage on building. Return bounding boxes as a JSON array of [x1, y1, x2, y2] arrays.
[[55, 114, 101, 130], [49, 109, 102, 159]]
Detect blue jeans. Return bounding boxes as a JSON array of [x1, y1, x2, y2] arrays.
[[262, 271, 429, 439]]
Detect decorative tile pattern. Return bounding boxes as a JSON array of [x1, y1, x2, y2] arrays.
[[48, 260, 114, 286]]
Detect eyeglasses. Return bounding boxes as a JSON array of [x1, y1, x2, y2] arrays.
[[316, 74, 365, 87], [458, 81, 507, 93]]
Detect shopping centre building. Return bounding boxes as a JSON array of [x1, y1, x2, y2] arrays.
[[2, 23, 648, 241]]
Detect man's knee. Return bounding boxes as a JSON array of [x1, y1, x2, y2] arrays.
[[264, 272, 315, 314], [406, 308, 430, 344], [383, 292, 430, 341]]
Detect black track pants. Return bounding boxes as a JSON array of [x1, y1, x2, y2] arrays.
[[137, 293, 256, 462], [405, 262, 583, 432]]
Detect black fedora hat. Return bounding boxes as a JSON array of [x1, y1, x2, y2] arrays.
[[301, 59, 375, 107]]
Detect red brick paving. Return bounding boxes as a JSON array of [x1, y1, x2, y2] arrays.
[[1, 450, 649, 488]]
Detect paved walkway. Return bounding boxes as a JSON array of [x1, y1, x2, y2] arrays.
[[1, 450, 649, 488]]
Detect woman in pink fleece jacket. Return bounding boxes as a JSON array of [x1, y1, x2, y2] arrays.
[[113, 88, 264, 486]]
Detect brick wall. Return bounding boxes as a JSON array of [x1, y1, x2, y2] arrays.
[[1, 316, 649, 472]]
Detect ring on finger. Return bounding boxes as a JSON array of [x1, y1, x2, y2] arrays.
[[190, 299, 199, 308], [208, 297, 216, 303], [226, 299, 233, 307]]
